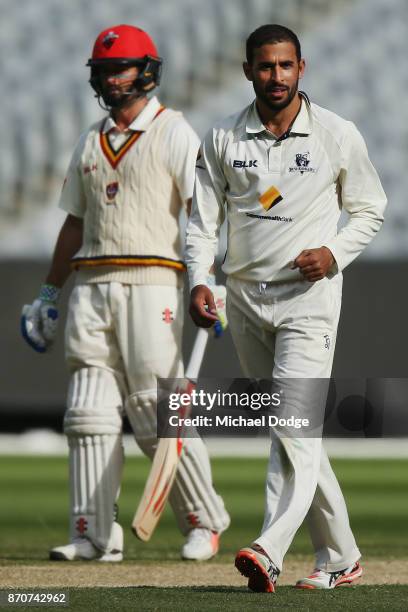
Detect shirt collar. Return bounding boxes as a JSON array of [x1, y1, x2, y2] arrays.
[[245, 91, 311, 136], [102, 96, 162, 133]]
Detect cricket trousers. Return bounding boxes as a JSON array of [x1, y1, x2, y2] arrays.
[[226, 275, 361, 572], [63, 282, 229, 550]]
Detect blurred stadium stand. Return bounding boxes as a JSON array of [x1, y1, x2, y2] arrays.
[[0, 0, 355, 250], [1, 0, 407, 436]]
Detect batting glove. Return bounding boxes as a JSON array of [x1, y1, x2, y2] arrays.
[[21, 284, 60, 353]]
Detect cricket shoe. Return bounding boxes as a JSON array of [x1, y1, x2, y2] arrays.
[[181, 528, 220, 561], [49, 523, 123, 562], [235, 545, 280, 593], [296, 561, 363, 589]]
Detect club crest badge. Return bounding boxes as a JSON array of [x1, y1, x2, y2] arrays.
[[106, 182, 119, 202], [296, 152, 311, 168], [288, 151, 317, 175], [102, 31, 119, 49]]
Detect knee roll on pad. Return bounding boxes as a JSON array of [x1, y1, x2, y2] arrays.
[[125, 389, 157, 442], [68, 433, 124, 552], [169, 438, 230, 535], [64, 367, 123, 435]]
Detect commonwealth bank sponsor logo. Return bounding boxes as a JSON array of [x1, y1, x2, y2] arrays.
[[246, 213, 293, 223], [258, 185, 283, 211]]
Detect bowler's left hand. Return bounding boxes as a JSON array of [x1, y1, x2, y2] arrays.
[[291, 247, 335, 282]]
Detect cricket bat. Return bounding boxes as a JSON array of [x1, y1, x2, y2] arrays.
[[132, 286, 227, 541], [132, 327, 209, 541]]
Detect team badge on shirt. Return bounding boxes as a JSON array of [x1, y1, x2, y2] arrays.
[[106, 182, 119, 202], [288, 151, 317, 175], [258, 185, 283, 211]]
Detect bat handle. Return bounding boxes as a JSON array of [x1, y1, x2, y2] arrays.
[[185, 328, 209, 380]]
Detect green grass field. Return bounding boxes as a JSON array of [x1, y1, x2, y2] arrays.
[[1, 456, 408, 610]]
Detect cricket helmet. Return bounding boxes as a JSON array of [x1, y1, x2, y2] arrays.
[[87, 24, 162, 107]]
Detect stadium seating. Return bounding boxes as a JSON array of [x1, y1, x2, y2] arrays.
[[0, 0, 405, 260]]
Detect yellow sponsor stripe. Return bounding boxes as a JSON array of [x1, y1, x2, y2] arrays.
[[259, 185, 283, 211], [71, 257, 185, 271]]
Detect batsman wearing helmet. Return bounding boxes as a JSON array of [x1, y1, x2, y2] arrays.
[[21, 24, 229, 562]]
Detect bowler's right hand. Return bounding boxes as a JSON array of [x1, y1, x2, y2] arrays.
[[189, 285, 219, 328]]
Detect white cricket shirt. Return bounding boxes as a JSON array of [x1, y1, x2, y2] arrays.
[[185, 93, 387, 288], [59, 96, 200, 286]]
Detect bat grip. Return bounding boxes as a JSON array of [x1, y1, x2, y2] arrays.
[[185, 328, 209, 380]]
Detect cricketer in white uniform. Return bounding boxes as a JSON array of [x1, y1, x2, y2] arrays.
[[21, 24, 229, 562], [186, 24, 387, 591]]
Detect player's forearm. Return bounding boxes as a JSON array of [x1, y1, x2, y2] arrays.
[[185, 227, 218, 290], [45, 214, 83, 287], [185, 194, 223, 289], [323, 204, 385, 271], [326, 123, 387, 271]]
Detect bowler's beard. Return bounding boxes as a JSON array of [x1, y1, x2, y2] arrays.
[[254, 77, 299, 112]]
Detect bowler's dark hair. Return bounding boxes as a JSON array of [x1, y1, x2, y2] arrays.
[[246, 24, 301, 64]]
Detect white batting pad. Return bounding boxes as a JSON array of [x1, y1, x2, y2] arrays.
[[125, 390, 157, 441], [64, 367, 124, 551], [64, 367, 123, 435], [170, 438, 231, 535], [68, 434, 124, 552]]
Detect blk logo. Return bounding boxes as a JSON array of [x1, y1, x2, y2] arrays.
[[233, 159, 258, 168]]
